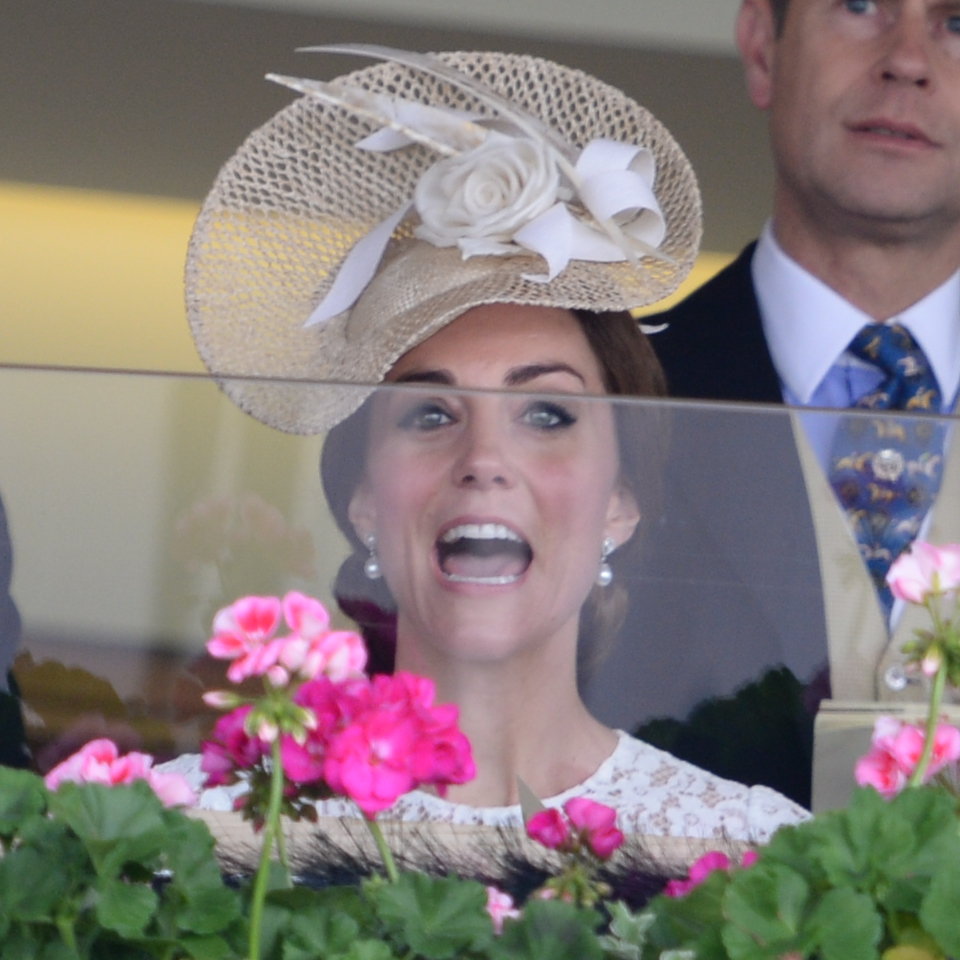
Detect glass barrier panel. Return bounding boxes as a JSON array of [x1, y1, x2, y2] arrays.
[[1, 363, 956, 813]]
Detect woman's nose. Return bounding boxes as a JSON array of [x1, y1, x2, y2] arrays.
[[452, 417, 515, 489]]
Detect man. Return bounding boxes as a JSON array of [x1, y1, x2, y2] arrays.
[[584, 0, 960, 808], [655, 0, 960, 410]]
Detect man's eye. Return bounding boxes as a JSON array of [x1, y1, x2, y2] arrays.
[[522, 401, 577, 430], [399, 403, 454, 430]]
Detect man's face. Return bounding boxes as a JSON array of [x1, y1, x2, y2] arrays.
[[741, 0, 960, 243]]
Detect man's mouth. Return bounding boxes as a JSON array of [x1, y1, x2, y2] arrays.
[[436, 523, 533, 585], [853, 122, 932, 146]]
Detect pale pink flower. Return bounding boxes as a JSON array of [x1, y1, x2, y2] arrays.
[[44, 738, 196, 807], [202, 689, 240, 709], [485, 886, 520, 934], [855, 716, 960, 796], [281, 591, 331, 639], [564, 797, 624, 859], [854, 746, 908, 798], [887, 541, 960, 604], [146, 768, 198, 807], [207, 595, 287, 683], [278, 628, 367, 683], [526, 808, 571, 850]]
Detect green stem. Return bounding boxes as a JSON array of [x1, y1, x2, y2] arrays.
[[366, 816, 399, 884], [907, 652, 947, 789], [247, 738, 289, 960], [55, 914, 78, 954]]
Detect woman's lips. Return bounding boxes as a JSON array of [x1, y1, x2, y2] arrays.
[[436, 522, 533, 585]]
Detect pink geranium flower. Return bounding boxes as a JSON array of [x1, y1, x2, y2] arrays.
[[526, 807, 571, 850], [44, 738, 196, 808], [208, 595, 285, 683], [526, 798, 624, 860], [323, 711, 420, 817], [201, 705, 266, 787], [207, 593, 367, 687], [485, 886, 520, 934], [887, 541, 960, 604], [564, 797, 625, 860], [856, 716, 960, 796], [664, 849, 757, 898]]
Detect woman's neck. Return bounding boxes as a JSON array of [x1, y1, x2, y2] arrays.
[[395, 638, 616, 808]]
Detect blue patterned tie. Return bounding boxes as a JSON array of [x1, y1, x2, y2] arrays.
[[828, 323, 943, 615]]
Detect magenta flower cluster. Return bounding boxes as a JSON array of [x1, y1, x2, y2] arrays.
[[200, 592, 475, 819]]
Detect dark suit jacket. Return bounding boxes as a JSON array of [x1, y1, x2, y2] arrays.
[[582, 244, 828, 807], [651, 243, 783, 403]]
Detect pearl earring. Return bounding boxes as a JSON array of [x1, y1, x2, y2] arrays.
[[363, 533, 382, 580], [597, 536, 615, 587]]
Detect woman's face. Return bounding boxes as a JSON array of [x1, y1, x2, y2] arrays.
[[348, 303, 639, 666]]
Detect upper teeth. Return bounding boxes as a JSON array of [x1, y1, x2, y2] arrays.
[[441, 523, 523, 543]]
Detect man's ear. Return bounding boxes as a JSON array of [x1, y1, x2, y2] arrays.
[[347, 479, 376, 544], [737, 0, 777, 111], [605, 482, 641, 549]]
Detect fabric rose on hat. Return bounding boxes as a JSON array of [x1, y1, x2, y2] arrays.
[[414, 132, 561, 258]]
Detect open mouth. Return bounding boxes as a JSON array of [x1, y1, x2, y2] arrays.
[[436, 523, 533, 585]]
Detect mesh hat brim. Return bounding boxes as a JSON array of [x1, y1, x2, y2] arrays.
[[186, 50, 702, 434]]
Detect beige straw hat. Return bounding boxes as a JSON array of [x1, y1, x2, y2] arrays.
[[185, 45, 702, 434]]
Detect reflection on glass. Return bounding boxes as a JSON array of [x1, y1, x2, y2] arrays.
[[2, 363, 956, 822]]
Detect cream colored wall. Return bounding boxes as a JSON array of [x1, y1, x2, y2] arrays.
[[0, 180, 731, 372]]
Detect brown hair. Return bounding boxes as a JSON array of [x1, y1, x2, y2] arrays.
[[320, 309, 668, 679]]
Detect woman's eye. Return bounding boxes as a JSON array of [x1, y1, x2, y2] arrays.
[[843, 0, 875, 13], [521, 401, 577, 430], [399, 403, 455, 430]]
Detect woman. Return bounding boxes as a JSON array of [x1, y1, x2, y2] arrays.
[[180, 45, 807, 841]]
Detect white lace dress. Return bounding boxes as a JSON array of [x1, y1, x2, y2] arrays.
[[163, 730, 808, 844]]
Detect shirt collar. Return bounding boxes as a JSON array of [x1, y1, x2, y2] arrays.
[[753, 223, 960, 408]]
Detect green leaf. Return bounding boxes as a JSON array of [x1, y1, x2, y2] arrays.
[[274, 887, 362, 959], [0, 842, 77, 922], [920, 859, 960, 955], [490, 898, 603, 960], [95, 877, 158, 937], [48, 781, 168, 876], [809, 888, 882, 960], [0, 767, 48, 836], [599, 901, 654, 959], [332, 942, 396, 960], [371, 873, 493, 959], [722, 863, 812, 960]]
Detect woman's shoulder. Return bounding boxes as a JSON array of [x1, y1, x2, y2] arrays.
[[572, 731, 809, 843]]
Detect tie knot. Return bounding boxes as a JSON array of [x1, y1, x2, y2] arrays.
[[847, 322, 940, 411]]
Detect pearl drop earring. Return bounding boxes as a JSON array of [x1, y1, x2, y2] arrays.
[[363, 533, 382, 580], [597, 536, 615, 587]]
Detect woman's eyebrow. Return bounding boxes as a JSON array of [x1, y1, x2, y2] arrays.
[[505, 363, 586, 387], [392, 369, 454, 386], [391, 363, 586, 388]]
